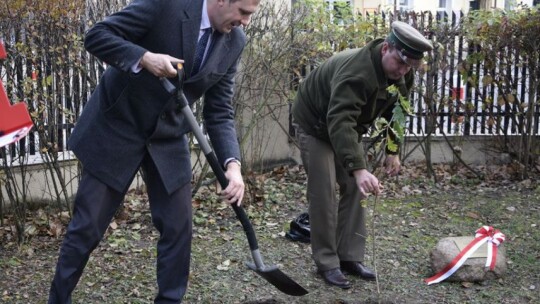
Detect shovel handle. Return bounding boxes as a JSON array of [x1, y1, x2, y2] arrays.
[[201, 146, 260, 253], [161, 66, 310, 296], [160, 73, 260, 253]]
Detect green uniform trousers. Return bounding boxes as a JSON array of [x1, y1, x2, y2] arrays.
[[296, 126, 367, 271]]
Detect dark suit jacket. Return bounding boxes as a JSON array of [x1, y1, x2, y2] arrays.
[[68, 0, 243, 194]]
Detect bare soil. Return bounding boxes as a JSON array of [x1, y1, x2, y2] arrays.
[[1, 163, 539, 303]]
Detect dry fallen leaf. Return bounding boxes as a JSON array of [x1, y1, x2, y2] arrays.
[[466, 211, 480, 219], [217, 259, 231, 271]]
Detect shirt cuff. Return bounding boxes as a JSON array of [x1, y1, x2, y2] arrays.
[[224, 157, 241, 168], [131, 59, 143, 73]]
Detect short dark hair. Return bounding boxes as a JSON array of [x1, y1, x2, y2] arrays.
[[384, 38, 396, 51]]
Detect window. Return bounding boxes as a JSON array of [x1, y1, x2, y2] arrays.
[[387, 0, 413, 12], [388, 0, 408, 5]]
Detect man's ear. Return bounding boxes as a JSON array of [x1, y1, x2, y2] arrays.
[[381, 42, 390, 56]]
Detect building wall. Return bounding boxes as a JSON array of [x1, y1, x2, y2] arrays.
[[351, 0, 471, 13], [348, 0, 536, 14]]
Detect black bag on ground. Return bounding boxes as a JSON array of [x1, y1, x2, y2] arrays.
[[285, 212, 310, 243]]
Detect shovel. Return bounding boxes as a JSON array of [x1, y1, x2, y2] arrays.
[[160, 63, 308, 297]]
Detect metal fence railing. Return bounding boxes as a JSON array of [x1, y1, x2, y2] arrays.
[[1, 6, 538, 164]]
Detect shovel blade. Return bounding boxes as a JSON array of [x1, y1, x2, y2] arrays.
[[246, 262, 309, 296]]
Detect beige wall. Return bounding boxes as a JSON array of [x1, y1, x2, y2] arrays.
[[0, 135, 509, 205], [352, 0, 382, 14]]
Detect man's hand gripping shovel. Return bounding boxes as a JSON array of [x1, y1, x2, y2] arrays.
[[160, 63, 308, 297]]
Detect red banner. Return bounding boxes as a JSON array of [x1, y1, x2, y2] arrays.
[[0, 38, 34, 147]]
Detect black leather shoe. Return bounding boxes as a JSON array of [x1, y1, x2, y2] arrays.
[[340, 261, 376, 280], [318, 268, 351, 289]]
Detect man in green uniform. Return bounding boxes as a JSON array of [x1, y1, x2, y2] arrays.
[[292, 21, 432, 289]]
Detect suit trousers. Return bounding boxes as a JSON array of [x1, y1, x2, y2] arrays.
[[296, 127, 367, 271], [48, 153, 192, 304]]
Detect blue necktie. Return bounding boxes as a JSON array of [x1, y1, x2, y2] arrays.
[[192, 28, 211, 75]]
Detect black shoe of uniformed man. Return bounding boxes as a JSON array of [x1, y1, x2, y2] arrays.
[[340, 261, 376, 281], [318, 268, 351, 289]]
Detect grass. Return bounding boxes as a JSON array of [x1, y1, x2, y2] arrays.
[[0, 163, 539, 303]]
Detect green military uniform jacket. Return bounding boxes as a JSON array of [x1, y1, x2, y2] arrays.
[[292, 39, 414, 173]]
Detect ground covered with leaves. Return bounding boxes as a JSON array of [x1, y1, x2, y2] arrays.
[[1, 163, 539, 303]]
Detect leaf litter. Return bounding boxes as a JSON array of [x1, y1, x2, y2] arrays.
[[0, 163, 539, 303]]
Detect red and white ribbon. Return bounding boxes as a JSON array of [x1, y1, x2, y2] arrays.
[[425, 226, 505, 285]]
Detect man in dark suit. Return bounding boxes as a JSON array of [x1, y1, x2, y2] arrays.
[[48, 0, 260, 303]]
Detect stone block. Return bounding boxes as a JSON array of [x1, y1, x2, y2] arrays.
[[430, 236, 507, 282]]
